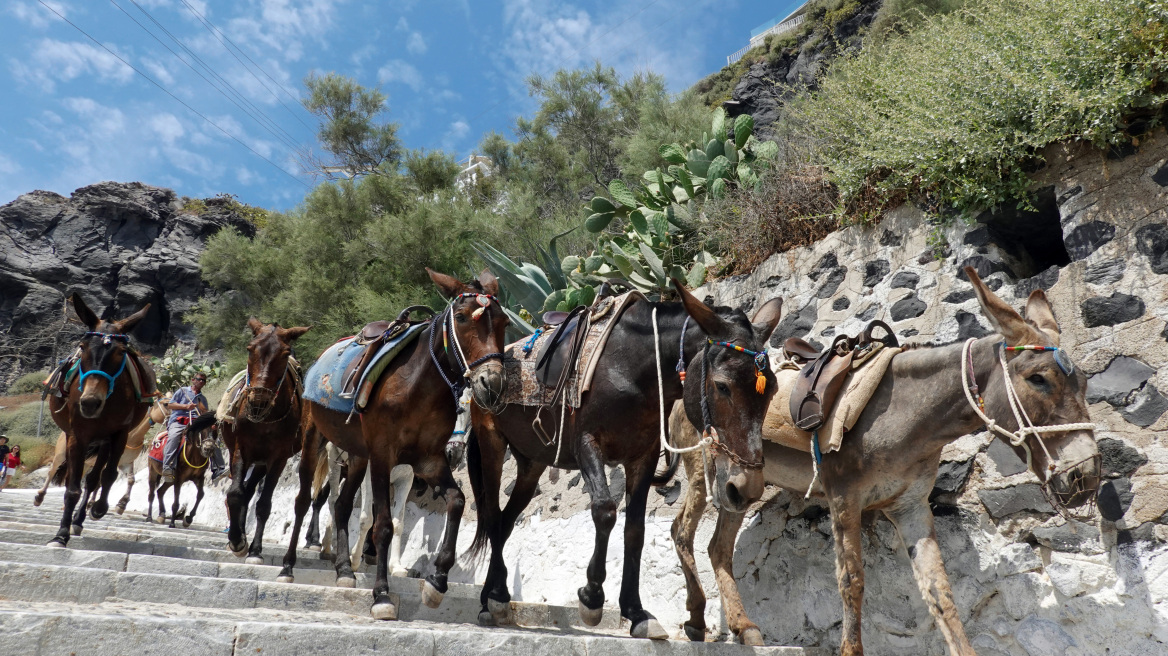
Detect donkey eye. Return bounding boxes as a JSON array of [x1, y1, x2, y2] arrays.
[[715, 382, 731, 396], [1027, 374, 1047, 387], [454, 313, 469, 324]]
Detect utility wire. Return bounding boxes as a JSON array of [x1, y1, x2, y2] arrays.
[[177, 0, 316, 127], [37, 0, 310, 189], [116, 0, 302, 153]]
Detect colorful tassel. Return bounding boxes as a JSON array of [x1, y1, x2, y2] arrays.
[[472, 307, 485, 321], [755, 370, 766, 395]]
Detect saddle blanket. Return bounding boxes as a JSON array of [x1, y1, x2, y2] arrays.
[[215, 369, 249, 423], [49, 349, 158, 402], [302, 323, 426, 414], [763, 345, 901, 454], [148, 429, 169, 463], [502, 291, 644, 408]]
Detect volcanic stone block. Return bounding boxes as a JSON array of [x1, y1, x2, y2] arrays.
[[995, 543, 1043, 578], [855, 304, 878, 322], [863, 259, 890, 287], [930, 458, 974, 503], [977, 484, 1054, 518], [808, 253, 839, 280], [1135, 223, 1168, 274], [1081, 293, 1145, 328], [890, 271, 919, 289], [1056, 185, 1083, 205], [880, 229, 902, 246], [900, 328, 919, 338], [1013, 265, 1059, 297], [1153, 162, 1168, 186], [1098, 437, 1149, 477], [771, 302, 818, 347], [1087, 356, 1156, 405], [1098, 478, 1134, 522], [987, 438, 1027, 477], [963, 226, 991, 247], [890, 295, 927, 322], [1064, 221, 1116, 261], [1083, 258, 1125, 285], [1119, 384, 1168, 427], [955, 311, 991, 340], [958, 255, 1014, 280], [816, 267, 847, 298], [943, 289, 975, 304], [832, 296, 851, 311], [1031, 520, 1104, 554]]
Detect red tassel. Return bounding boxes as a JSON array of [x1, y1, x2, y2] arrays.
[[679, 371, 687, 384], [755, 371, 766, 395]]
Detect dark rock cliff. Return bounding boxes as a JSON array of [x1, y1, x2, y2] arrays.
[[0, 182, 254, 390]]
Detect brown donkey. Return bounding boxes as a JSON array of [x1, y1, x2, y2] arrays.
[[467, 284, 782, 640], [47, 294, 154, 547], [222, 319, 311, 563], [146, 412, 218, 528], [670, 267, 1100, 654], [281, 269, 507, 622]]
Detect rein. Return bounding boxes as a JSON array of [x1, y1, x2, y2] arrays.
[[960, 338, 1098, 518]]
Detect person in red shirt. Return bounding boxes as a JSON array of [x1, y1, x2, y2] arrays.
[[0, 444, 23, 491]]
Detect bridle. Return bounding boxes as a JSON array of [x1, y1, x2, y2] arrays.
[[76, 332, 132, 400], [652, 308, 767, 509], [242, 362, 293, 424], [961, 338, 1099, 520]]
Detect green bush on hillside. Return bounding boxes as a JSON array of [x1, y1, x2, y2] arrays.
[[793, 0, 1168, 219], [8, 371, 47, 395]]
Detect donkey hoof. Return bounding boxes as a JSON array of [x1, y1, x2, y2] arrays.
[[90, 501, 108, 520], [370, 601, 397, 621], [631, 618, 668, 640], [156, 516, 168, 525], [477, 610, 496, 627], [578, 600, 603, 627], [421, 581, 445, 609], [306, 544, 322, 552], [183, 517, 193, 528], [70, 524, 83, 536], [115, 503, 127, 516], [245, 556, 265, 565], [740, 627, 764, 646], [275, 575, 295, 584], [33, 495, 44, 507], [488, 598, 512, 625], [390, 567, 409, 578], [335, 576, 357, 589], [683, 623, 706, 642], [46, 538, 67, 548]]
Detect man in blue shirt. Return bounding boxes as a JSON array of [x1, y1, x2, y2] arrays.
[[162, 374, 225, 483]]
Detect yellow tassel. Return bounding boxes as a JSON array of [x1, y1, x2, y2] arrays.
[[755, 371, 766, 395], [472, 307, 485, 321]]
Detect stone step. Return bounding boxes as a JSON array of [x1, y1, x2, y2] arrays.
[[0, 601, 822, 655], [0, 506, 231, 537]]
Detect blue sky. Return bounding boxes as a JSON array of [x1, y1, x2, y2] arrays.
[[1, 1, 800, 210]]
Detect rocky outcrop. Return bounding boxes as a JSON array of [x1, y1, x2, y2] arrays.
[[0, 182, 253, 390]]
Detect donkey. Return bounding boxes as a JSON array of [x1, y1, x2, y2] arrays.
[[467, 284, 783, 640], [670, 267, 1100, 654], [146, 412, 218, 528], [280, 269, 508, 622], [221, 320, 311, 564], [46, 295, 153, 547], [35, 395, 169, 513]]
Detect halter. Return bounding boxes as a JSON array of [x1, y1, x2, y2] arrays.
[[430, 292, 504, 406], [707, 339, 770, 395], [76, 332, 132, 400], [961, 338, 1099, 519], [242, 364, 292, 423]]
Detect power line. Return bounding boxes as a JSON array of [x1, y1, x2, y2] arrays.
[[115, 0, 302, 153], [37, 0, 310, 189], [176, 0, 316, 133]]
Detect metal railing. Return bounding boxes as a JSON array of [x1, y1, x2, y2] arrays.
[[727, 14, 806, 66]]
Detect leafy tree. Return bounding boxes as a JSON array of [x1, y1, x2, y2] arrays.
[[302, 72, 404, 178], [404, 149, 462, 193]]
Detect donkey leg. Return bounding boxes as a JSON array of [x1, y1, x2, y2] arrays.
[[829, 494, 866, 656], [617, 458, 668, 640], [388, 463, 414, 577], [672, 449, 710, 642], [145, 471, 156, 523], [481, 455, 544, 625], [226, 460, 261, 556], [169, 480, 182, 529], [576, 432, 617, 627], [185, 479, 204, 527], [34, 437, 66, 507], [74, 451, 106, 532], [369, 457, 398, 621], [350, 461, 374, 573], [90, 434, 127, 520], [305, 481, 330, 550], [710, 509, 761, 645], [280, 440, 320, 583], [50, 437, 87, 547], [332, 457, 366, 586], [246, 459, 287, 564], [321, 445, 343, 560], [885, 500, 976, 656], [421, 467, 465, 610], [116, 464, 133, 515]]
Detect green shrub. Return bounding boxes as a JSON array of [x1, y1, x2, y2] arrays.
[[0, 402, 50, 442], [9, 371, 47, 395], [150, 348, 227, 394], [792, 0, 1168, 220]]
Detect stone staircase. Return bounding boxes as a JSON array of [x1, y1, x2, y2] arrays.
[[0, 490, 820, 655]]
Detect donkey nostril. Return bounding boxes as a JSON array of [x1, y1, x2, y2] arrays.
[[726, 482, 744, 508]]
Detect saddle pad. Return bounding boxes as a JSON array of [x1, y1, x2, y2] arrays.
[[763, 346, 901, 453], [215, 369, 249, 423], [148, 430, 168, 462], [302, 323, 426, 414], [502, 292, 643, 408]]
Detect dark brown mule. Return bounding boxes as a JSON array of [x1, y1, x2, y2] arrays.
[[146, 412, 217, 528], [281, 269, 508, 622], [467, 284, 783, 639], [222, 319, 311, 564], [47, 295, 153, 547], [670, 267, 1100, 654]]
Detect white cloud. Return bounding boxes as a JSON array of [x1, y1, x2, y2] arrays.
[[227, 0, 346, 63], [149, 113, 185, 145], [0, 153, 21, 176], [406, 32, 428, 55], [62, 97, 127, 139], [142, 59, 176, 87], [236, 167, 260, 185], [441, 119, 470, 152], [11, 39, 134, 92], [378, 60, 423, 91], [7, 1, 67, 29]]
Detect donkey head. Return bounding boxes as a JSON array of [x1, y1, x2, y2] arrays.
[[966, 267, 1099, 513], [71, 294, 151, 419], [679, 284, 783, 513], [244, 319, 311, 421], [149, 394, 171, 425], [428, 268, 509, 413], [187, 412, 219, 459]]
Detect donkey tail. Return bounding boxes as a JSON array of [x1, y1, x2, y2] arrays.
[[311, 438, 330, 496], [50, 459, 68, 486], [652, 447, 679, 487], [463, 437, 491, 566]]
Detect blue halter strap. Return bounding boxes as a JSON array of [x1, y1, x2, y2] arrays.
[[77, 338, 130, 400]]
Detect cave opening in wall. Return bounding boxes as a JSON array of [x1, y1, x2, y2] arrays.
[[974, 186, 1070, 279]]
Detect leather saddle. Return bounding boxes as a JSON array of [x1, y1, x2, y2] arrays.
[[788, 320, 897, 432], [535, 305, 589, 389], [340, 305, 434, 397]]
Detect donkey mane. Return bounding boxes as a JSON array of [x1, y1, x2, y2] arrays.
[[188, 413, 217, 432]]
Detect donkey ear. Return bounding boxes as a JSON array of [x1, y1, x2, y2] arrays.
[[279, 325, 312, 342], [247, 317, 265, 335], [70, 294, 100, 329], [1025, 290, 1060, 346], [478, 268, 500, 296], [116, 303, 152, 334], [674, 279, 729, 337], [427, 268, 465, 299], [751, 297, 783, 344], [965, 266, 1036, 345]]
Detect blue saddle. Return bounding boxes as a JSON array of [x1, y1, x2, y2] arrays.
[[302, 324, 427, 414]]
